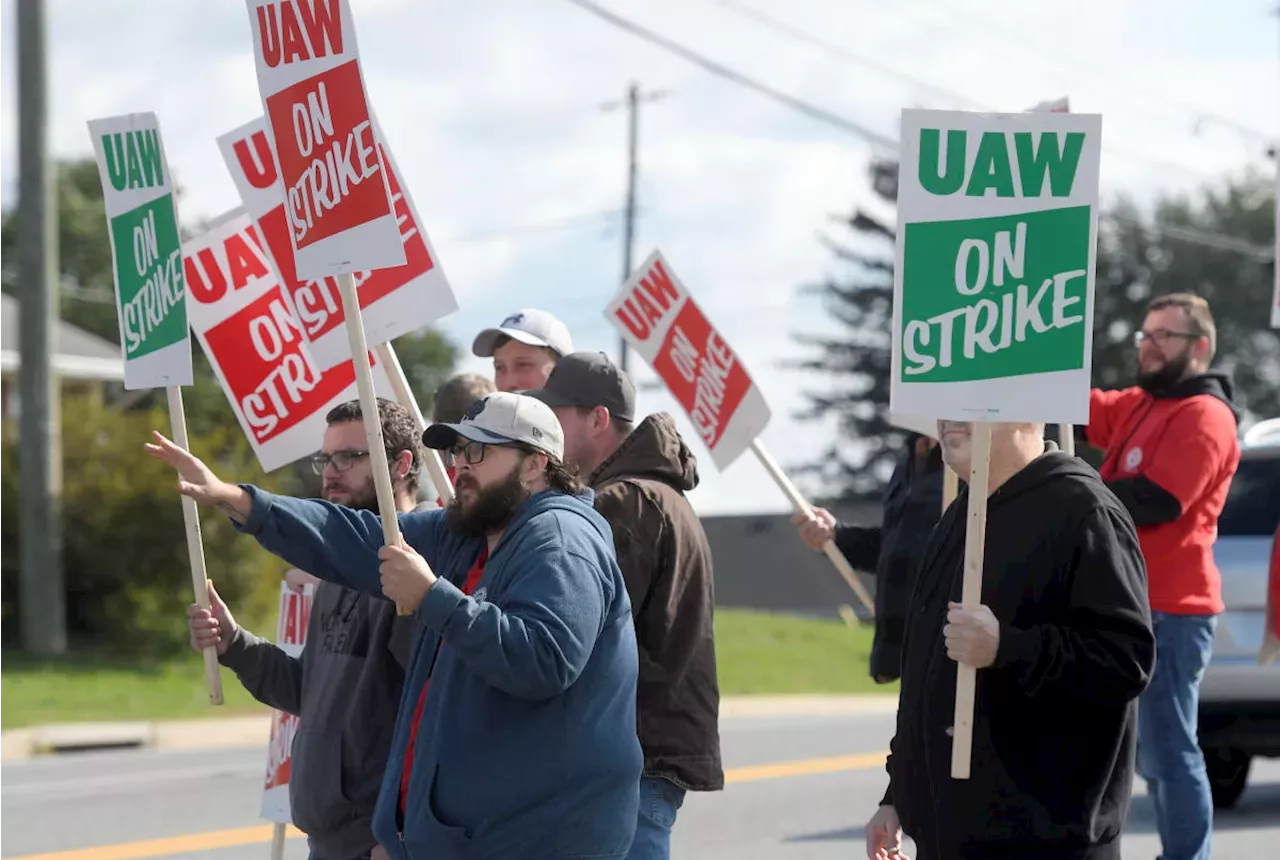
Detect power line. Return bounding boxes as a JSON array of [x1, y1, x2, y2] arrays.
[[565, 0, 1271, 261], [564, 0, 898, 151]]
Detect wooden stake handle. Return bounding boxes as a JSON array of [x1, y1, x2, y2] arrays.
[[1058, 423, 1076, 456], [336, 273, 410, 616], [951, 422, 992, 779], [942, 467, 959, 513], [749, 439, 876, 618], [373, 341, 453, 505], [166, 386, 223, 706]]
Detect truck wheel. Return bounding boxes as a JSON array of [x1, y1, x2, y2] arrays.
[[1204, 748, 1251, 809]]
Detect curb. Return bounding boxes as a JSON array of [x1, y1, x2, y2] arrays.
[[1, 695, 898, 762]]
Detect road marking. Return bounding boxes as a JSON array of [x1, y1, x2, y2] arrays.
[[725, 750, 887, 783], [7, 825, 305, 860], [7, 751, 887, 860]]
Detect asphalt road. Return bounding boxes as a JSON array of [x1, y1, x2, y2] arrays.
[[3, 711, 1278, 859]]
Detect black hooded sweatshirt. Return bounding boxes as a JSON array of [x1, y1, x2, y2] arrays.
[[882, 449, 1155, 860]]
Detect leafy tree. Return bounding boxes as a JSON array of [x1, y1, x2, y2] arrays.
[[797, 162, 1279, 502]]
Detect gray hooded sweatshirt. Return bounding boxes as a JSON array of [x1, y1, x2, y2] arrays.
[[221, 579, 414, 860]]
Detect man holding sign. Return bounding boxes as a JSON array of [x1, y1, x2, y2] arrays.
[[148, 393, 642, 860], [529, 351, 723, 859], [187, 397, 420, 860], [868, 422, 1154, 860]]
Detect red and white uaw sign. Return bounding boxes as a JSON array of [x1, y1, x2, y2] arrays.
[[261, 581, 314, 824], [246, 0, 404, 280], [184, 208, 390, 471], [217, 116, 457, 370], [606, 250, 877, 618], [606, 250, 770, 470]]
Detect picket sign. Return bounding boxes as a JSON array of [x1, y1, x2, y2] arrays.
[[892, 108, 1102, 777], [941, 467, 959, 513], [215, 115, 457, 371], [261, 581, 313, 833], [606, 250, 875, 617], [183, 209, 393, 473], [245, 0, 409, 613], [86, 112, 222, 706], [215, 119, 454, 504]]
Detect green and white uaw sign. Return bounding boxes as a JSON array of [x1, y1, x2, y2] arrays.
[[88, 112, 193, 390], [891, 109, 1102, 423]]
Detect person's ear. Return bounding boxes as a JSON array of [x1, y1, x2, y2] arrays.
[[390, 450, 413, 482]]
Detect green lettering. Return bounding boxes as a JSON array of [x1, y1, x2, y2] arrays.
[[965, 132, 1015, 197], [918, 129, 966, 195], [102, 133, 128, 192], [1015, 131, 1084, 197], [125, 133, 144, 189], [136, 129, 165, 187]]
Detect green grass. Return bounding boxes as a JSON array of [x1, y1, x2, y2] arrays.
[[1, 652, 267, 730], [1, 609, 891, 729], [714, 608, 896, 695]]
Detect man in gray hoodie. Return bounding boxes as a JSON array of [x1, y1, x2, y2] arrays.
[[187, 398, 421, 860]]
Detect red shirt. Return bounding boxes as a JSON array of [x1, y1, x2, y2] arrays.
[[1087, 387, 1239, 615], [398, 547, 488, 817]]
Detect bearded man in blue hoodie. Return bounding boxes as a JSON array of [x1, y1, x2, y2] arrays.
[[149, 392, 643, 860]]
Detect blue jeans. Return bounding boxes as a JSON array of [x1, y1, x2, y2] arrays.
[[625, 776, 686, 860], [1137, 611, 1217, 860]]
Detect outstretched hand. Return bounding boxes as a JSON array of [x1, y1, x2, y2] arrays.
[[378, 537, 438, 613]]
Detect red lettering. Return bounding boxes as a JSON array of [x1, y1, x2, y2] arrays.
[[615, 299, 649, 340], [257, 4, 281, 68], [232, 131, 278, 190], [185, 249, 227, 304], [640, 260, 680, 312], [281, 2, 309, 64], [635, 291, 663, 328], [226, 233, 270, 290], [296, 0, 343, 59]]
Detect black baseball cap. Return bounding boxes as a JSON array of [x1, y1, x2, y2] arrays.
[[525, 351, 637, 424]]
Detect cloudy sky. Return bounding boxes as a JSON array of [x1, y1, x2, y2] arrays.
[[2, 0, 1277, 514]]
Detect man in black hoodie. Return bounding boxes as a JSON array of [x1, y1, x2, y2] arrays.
[[794, 433, 945, 682], [528, 351, 721, 860], [867, 420, 1155, 860]]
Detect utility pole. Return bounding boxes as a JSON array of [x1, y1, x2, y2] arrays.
[[603, 81, 667, 372], [18, 0, 66, 656]]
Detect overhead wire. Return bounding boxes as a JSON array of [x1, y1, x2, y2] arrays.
[[565, 0, 1275, 262]]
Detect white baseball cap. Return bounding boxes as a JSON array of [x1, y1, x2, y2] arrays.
[[472, 308, 574, 358], [421, 391, 565, 463]]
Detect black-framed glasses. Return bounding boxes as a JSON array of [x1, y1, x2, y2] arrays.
[[309, 450, 369, 475], [1133, 328, 1201, 348], [443, 439, 489, 468]]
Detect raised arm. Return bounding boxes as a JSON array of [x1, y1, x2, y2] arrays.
[[146, 432, 446, 597]]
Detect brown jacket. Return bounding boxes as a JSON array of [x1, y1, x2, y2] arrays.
[[589, 412, 723, 791]]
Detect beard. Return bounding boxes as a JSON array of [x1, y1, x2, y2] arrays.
[[324, 481, 377, 512], [1137, 350, 1190, 393], [444, 465, 529, 539]]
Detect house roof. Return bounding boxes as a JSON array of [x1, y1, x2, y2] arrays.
[[0, 292, 124, 381]]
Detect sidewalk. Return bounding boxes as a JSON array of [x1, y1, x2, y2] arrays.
[[1, 693, 898, 762]]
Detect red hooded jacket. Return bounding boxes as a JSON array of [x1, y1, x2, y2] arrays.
[[1085, 373, 1240, 616]]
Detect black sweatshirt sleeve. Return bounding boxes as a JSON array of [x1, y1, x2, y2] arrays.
[[219, 627, 304, 716], [833, 525, 883, 573], [1104, 476, 1182, 527], [991, 507, 1155, 704]]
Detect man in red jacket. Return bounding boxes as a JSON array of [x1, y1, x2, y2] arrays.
[[1082, 293, 1240, 860]]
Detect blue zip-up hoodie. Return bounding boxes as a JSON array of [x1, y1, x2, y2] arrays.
[[237, 485, 643, 860]]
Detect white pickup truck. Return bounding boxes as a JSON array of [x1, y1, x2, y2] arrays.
[[1197, 417, 1280, 808]]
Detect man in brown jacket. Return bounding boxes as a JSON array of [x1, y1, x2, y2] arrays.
[[529, 351, 722, 860]]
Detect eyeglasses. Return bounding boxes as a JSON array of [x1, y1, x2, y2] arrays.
[[1133, 328, 1201, 348], [443, 440, 489, 468], [309, 450, 369, 475]]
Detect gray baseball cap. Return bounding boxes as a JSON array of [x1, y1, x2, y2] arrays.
[[526, 351, 636, 424], [421, 391, 565, 463], [472, 308, 574, 358]]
